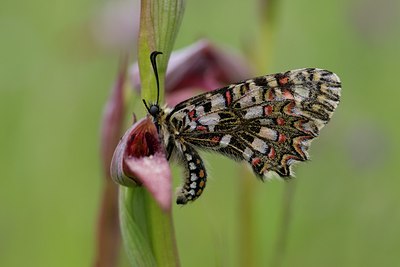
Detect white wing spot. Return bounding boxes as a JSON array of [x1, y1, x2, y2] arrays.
[[220, 134, 232, 148], [274, 88, 284, 100], [195, 105, 205, 116], [259, 119, 274, 125], [190, 173, 198, 181], [189, 162, 196, 170], [210, 94, 226, 110], [313, 71, 322, 81], [244, 106, 263, 119], [198, 113, 220, 125], [252, 137, 268, 153], [243, 147, 254, 161], [188, 121, 197, 131], [293, 86, 310, 98], [268, 79, 278, 87], [259, 127, 278, 141]]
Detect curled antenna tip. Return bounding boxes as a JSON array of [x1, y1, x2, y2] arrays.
[[150, 51, 163, 105], [151, 51, 163, 57]]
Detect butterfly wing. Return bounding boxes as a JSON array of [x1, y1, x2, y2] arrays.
[[166, 68, 341, 201], [173, 142, 207, 204]]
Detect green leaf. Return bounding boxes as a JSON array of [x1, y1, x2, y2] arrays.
[[138, 0, 185, 104], [120, 187, 156, 267]]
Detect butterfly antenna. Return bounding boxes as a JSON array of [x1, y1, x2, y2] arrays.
[[142, 99, 150, 113], [150, 51, 163, 105]]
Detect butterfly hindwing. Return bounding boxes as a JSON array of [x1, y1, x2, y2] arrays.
[[163, 68, 341, 203]]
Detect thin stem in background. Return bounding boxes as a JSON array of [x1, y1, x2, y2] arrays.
[[238, 166, 256, 267], [238, 0, 280, 265], [270, 181, 297, 267], [93, 182, 120, 267]]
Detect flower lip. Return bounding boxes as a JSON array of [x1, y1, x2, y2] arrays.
[[111, 116, 172, 211], [125, 116, 160, 159]]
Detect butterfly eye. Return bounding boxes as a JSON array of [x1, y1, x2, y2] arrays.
[[149, 104, 160, 117]]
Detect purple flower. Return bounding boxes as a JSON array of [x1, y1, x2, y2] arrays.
[[96, 56, 127, 267]]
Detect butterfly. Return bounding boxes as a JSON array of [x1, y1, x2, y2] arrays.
[[144, 51, 341, 204]]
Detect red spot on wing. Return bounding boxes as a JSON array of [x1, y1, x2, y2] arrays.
[[282, 154, 300, 165], [278, 133, 287, 143], [268, 147, 276, 159], [225, 90, 232, 106], [251, 157, 261, 166], [278, 76, 289, 86], [188, 110, 196, 121], [293, 136, 313, 159], [267, 89, 275, 100], [211, 136, 221, 142], [294, 119, 315, 136], [196, 125, 208, 131], [282, 89, 294, 99], [264, 105, 273, 116], [284, 101, 296, 115], [276, 117, 285, 125]]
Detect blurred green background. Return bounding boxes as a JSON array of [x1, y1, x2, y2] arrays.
[[1, 0, 399, 266]]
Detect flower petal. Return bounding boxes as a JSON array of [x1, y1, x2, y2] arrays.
[[111, 116, 172, 211], [96, 55, 128, 267], [101, 56, 128, 177], [164, 39, 252, 93], [124, 152, 172, 211]]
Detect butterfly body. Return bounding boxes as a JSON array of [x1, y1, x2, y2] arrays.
[[149, 68, 341, 204]]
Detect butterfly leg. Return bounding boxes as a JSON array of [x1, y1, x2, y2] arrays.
[[166, 137, 174, 160], [175, 143, 207, 205]]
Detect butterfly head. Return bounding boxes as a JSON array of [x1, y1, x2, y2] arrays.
[[148, 103, 160, 118], [142, 101, 165, 135], [143, 99, 161, 119]]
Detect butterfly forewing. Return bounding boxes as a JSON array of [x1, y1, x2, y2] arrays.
[[162, 68, 341, 204]]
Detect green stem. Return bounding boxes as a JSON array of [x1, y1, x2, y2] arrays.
[[120, 187, 180, 267], [144, 192, 180, 267], [270, 181, 297, 267], [119, 0, 184, 266], [120, 187, 156, 267], [238, 167, 256, 267], [252, 0, 279, 71]]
